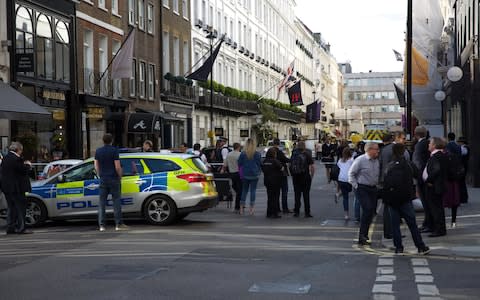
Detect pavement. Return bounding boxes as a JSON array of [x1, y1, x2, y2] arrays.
[[376, 186, 480, 259]]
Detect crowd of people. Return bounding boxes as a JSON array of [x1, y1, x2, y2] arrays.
[[0, 129, 470, 256], [331, 128, 468, 255]]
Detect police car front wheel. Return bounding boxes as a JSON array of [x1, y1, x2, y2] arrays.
[[143, 196, 177, 225], [25, 198, 47, 227]]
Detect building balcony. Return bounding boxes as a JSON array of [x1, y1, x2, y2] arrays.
[[161, 79, 198, 105], [273, 107, 303, 123], [82, 68, 122, 98], [197, 88, 259, 115]]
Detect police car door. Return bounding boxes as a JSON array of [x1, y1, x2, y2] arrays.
[[119, 158, 146, 213], [54, 161, 99, 217]]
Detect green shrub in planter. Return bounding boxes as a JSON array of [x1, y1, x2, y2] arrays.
[[175, 76, 186, 84], [224, 87, 234, 97], [185, 79, 193, 86], [164, 72, 174, 81]]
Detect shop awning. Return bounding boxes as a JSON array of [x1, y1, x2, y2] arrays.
[[127, 112, 161, 133], [0, 82, 51, 120]]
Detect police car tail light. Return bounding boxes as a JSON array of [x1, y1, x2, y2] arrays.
[[177, 173, 207, 183]]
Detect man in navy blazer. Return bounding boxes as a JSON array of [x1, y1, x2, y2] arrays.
[[1, 142, 32, 234]]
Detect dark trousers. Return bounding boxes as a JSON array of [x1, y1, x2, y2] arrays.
[[425, 186, 446, 235], [230, 172, 242, 210], [280, 176, 289, 211], [390, 201, 426, 250], [5, 192, 27, 233], [418, 182, 433, 229], [266, 184, 281, 217], [293, 174, 311, 215], [459, 176, 468, 203], [355, 185, 378, 241], [383, 203, 392, 238]]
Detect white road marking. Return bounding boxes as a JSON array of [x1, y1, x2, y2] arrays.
[[372, 284, 393, 294], [373, 294, 395, 300], [378, 258, 394, 266], [417, 284, 440, 296], [419, 297, 443, 300], [411, 258, 429, 266], [377, 267, 394, 275], [413, 267, 432, 275], [376, 275, 396, 282], [415, 275, 435, 283]]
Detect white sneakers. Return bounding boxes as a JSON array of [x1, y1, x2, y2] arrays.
[[99, 224, 130, 231], [115, 224, 130, 231]]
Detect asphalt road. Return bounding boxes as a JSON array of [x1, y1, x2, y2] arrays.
[[1, 160, 479, 300]]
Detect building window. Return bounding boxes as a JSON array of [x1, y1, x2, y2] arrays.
[[182, 41, 189, 74], [173, 37, 180, 75], [139, 61, 146, 98], [83, 30, 93, 93], [147, 3, 154, 34], [112, 0, 118, 14], [15, 6, 34, 77], [98, 0, 105, 9], [36, 13, 54, 80], [55, 21, 70, 82], [148, 64, 155, 100], [98, 35, 108, 96], [138, 0, 145, 30], [130, 59, 136, 96], [112, 40, 121, 98], [128, 0, 136, 25], [163, 0, 169, 8], [162, 31, 169, 76], [182, 0, 188, 19], [173, 0, 179, 13]]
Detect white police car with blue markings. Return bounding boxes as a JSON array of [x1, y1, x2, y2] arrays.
[[18, 153, 218, 227]]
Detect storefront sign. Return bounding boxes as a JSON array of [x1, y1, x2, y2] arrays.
[[215, 127, 224, 136], [86, 107, 105, 119], [239, 129, 249, 137], [42, 90, 65, 101], [52, 110, 65, 121], [15, 53, 34, 72]]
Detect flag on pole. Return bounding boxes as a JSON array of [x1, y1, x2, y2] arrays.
[[111, 30, 136, 79], [186, 40, 224, 81], [287, 79, 303, 106], [277, 60, 295, 99], [393, 49, 403, 62]]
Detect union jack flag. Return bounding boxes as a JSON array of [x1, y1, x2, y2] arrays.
[[277, 60, 295, 99]]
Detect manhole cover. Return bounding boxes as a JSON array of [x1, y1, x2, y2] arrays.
[[80, 264, 168, 280], [248, 282, 311, 294]]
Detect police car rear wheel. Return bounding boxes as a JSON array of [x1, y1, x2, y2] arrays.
[[25, 198, 47, 227], [143, 196, 177, 225]]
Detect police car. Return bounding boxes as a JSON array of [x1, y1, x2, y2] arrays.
[[22, 152, 218, 227]]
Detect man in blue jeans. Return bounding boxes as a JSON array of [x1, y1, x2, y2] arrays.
[[94, 133, 128, 232]]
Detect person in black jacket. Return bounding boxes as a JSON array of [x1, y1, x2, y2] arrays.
[[1, 142, 32, 234], [261, 148, 283, 218], [384, 143, 430, 255], [424, 137, 448, 237], [412, 126, 432, 232], [272, 138, 291, 214]]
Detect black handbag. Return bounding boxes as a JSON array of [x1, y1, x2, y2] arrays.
[[330, 164, 340, 181]]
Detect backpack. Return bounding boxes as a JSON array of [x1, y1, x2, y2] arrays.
[[383, 160, 414, 206], [290, 151, 307, 175], [445, 152, 465, 181]]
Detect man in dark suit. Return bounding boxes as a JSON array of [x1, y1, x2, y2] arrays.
[[412, 126, 432, 232], [423, 137, 447, 237], [1, 142, 32, 234]]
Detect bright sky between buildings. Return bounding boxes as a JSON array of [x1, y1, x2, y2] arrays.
[[295, 0, 407, 73]]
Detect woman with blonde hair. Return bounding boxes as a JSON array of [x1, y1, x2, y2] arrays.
[[238, 138, 262, 215]]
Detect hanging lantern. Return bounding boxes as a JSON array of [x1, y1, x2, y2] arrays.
[[434, 90, 446, 101], [447, 66, 463, 82]]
